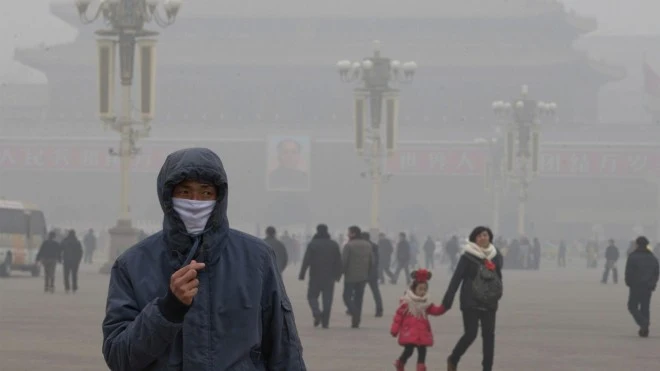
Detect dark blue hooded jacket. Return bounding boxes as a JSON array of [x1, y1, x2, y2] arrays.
[[102, 148, 306, 370]]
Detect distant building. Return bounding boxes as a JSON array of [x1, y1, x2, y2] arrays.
[[5, 1, 659, 239], [11, 0, 623, 134]]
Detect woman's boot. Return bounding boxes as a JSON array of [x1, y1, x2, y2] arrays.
[[447, 357, 457, 371]]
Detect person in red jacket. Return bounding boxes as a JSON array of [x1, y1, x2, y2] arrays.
[[390, 269, 446, 371]]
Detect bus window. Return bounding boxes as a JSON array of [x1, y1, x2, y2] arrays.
[[0, 208, 28, 235], [29, 211, 47, 239]]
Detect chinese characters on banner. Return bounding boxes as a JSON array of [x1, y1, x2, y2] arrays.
[[2, 140, 660, 178], [385, 147, 488, 176], [0, 143, 171, 173], [385, 146, 660, 178]]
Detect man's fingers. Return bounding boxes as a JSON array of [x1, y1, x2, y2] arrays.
[[181, 278, 200, 292], [185, 288, 199, 299], [171, 264, 192, 279], [189, 261, 205, 270], [173, 268, 198, 287]]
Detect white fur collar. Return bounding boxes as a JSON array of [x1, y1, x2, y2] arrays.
[[401, 289, 431, 318], [463, 241, 497, 261]]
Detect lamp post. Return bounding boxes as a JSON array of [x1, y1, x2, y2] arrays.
[[75, 0, 182, 273], [478, 127, 507, 235], [337, 41, 416, 236], [492, 85, 556, 237]]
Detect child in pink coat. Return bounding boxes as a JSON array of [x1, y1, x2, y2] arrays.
[[390, 269, 446, 371]]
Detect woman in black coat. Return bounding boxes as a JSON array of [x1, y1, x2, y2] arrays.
[[442, 226, 503, 371]]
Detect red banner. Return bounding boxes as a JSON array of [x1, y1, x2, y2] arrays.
[[386, 147, 487, 175], [538, 149, 660, 177], [2, 140, 660, 178], [386, 147, 660, 178], [0, 143, 171, 172]]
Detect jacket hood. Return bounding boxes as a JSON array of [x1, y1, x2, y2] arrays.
[[157, 148, 229, 253]]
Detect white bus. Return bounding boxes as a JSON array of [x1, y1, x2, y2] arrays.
[[0, 200, 47, 277]]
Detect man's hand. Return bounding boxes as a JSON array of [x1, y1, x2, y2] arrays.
[[169, 260, 205, 306]]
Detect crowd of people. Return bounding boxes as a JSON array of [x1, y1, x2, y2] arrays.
[[31, 147, 657, 371]]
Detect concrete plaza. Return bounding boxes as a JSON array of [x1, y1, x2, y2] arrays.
[[0, 261, 658, 370]]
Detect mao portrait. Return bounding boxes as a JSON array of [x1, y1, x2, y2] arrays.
[[266, 136, 311, 191]]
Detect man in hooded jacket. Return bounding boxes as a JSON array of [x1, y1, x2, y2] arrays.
[[102, 148, 306, 371], [298, 224, 342, 328]]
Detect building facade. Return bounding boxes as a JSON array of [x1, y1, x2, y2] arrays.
[[3, 1, 655, 239], [11, 1, 622, 135]]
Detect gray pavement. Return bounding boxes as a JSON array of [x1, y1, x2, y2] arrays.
[[0, 261, 659, 370]]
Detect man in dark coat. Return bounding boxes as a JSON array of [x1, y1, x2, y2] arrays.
[[342, 225, 373, 328], [298, 224, 342, 328], [361, 231, 383, 317], [61, 230, 83, 293], [445, 235, 460, 272], [83, 228, 97, 264], [601, 239, 620, 284], [377, 233, 394, 284], [102, 148, 306, 370], [625, 236, 660, 337], [36, 231, 61, 293], [557, 240, 567, 267], [391, 232, 411, 285], [423, 236, 436, 269], [264, 226, 289, 273]]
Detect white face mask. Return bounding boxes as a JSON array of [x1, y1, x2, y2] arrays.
[[172, 198, 216, 235]]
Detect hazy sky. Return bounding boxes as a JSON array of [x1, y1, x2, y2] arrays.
[[0, 0, 659, 83]]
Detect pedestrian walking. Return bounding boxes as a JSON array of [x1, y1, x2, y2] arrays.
[[61, 230, 83, 293], [392, 232, 411, 285], [423, 236, 436, 270], [83, 229, 97, 264], [299, 224, 342, 329], [557, 240, 567, 267], [625, 236, 659, 338], [36, 231, 61, 293], [442, 226, 503, 371], [264, 226, 289, 273], [378, 233, 395, 284], [362, 231, 383, 317], [445, 236, 460, 272], [601, 239, 620, 284], [342, 225, 373, 328]]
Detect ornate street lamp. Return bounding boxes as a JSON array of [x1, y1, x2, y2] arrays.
[[337, 41, 417, 236], [478, 127, 507, 235], [492, 85, 557, 236], [75, 0, 182, 273]]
